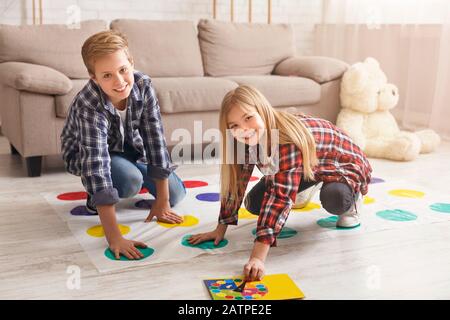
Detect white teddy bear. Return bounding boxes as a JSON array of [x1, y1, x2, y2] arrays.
[[337, 57, 440, 161]]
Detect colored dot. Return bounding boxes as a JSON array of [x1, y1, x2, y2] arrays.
[[235, 296, 243, 300], [430, 203, 450, 213], [244, 296, 253, 300], [70, 205, 98, 216], [388, 189, 425, 198], [157, 215, 199, 228], [183, 180, 208, 188], [195, 193, 220, 202], [104, 247, 154, 261], [225, 279, 234, 283], [181, 234, 228, 249], [212, 283, 220, 287], [316, 216, 360, 230], [139, 187, 149, 194], [238, 207, 258, 219], [363, 196, 375, 205], [292, 202, 321, 212], [376, 209, 417, 221], [225, 296, 234, 299], [249, 176, 260, 182], [253, 294, 261, 299], [252, 227, 297, 239], [216, 293, 226, 297], [135, 199, 154, 209], [370, 177, 385, 184], [57, 191, 87, 201], [235, 279, 243, 283], [211, 289, 220, 293], [87, 224, 130, 238]]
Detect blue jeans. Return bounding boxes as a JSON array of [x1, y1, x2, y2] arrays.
[[110, 153, 186, 207]]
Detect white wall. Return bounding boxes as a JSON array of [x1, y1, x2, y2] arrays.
[[0, 0, 322, 55]]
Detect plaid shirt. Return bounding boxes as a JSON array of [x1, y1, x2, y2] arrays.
[[219, 114, 372, 247], [61, 71, 176, 206]]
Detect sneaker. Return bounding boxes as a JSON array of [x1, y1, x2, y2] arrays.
[[85, 194, 98, 215], [292, 182, 322, 209], [336, 193, 362, 228]]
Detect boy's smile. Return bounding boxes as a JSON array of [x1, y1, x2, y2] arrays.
[[91, 49, 134, 110]]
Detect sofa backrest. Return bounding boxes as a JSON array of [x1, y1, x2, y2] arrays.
[[110, 19, 204, 77], [198, 19, 296, 77], [0, 20, 107, 79]]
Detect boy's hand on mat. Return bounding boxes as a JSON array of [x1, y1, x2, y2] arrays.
[[244, 257, 265, 282], [109, 238, 147, 260], [145, 200, 184, 224], [188, 224, 227, 245]]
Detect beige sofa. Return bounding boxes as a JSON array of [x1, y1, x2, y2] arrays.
[[0, 19, 348, 177]]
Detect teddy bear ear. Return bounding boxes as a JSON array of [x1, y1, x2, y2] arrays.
[[365, 57, 380, 68], [342, 63, 368, 94]]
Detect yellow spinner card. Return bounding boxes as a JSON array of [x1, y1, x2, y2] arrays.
[[203, 274, 305, 300]]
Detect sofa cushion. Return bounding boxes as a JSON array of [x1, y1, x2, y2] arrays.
[[198, 19, 295, 77], [0, 62, 73, 95], [110, 19, 204, 77], [223, 75, 321, 107], [0, 20, 107, 79], [152, 77, 238, 113], [55, 79, 90, 118]]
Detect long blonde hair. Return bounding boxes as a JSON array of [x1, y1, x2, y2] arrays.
[[219, 85, 318, 208]]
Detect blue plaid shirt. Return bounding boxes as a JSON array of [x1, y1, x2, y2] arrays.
[[61, 71, 176, 206]]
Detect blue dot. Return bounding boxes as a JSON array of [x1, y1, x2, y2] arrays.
[[196, 193, 220, 202]]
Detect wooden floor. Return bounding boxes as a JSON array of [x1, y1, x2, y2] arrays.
[[1, 133, 450, 299]]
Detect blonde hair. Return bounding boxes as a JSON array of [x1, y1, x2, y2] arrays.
[[219, 85, 318, 208], [81, 30, 134, 75]]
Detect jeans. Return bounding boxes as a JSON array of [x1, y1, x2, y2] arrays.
[[244, 177, 355, 216], [110, 152, 186, 207]]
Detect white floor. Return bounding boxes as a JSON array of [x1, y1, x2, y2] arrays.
[[1, 133, 450, 300]]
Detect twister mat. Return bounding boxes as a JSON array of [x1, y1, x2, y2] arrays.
[[43, 172, 450, 273]]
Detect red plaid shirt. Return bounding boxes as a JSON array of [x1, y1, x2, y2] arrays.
[[219, 115, 372, 246]]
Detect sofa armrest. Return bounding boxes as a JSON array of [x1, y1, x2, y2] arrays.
[[0, 62, 72, 95], [274, 56, 349, 84]]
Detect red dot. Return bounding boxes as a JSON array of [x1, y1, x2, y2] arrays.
[[225, 296, 234, 299], [139, 188, 148, 194], [57, 191, 87, 201], [249, 176, 259, 181], [183, 180, 208, 188]]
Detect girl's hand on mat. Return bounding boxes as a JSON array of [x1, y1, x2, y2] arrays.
[[145, 200, 183, 224], [188, 224, 227, 246], [109, 238, 147, 260], [244, 257, 265, 281]]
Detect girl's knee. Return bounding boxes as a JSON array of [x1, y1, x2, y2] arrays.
[[320, 182, 353, 215]]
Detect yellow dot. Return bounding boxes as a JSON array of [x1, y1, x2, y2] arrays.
[[157, 215, 199, 228], [216, 292, 226, 297], [253, 294, 261, 299], [238, 207, 258, 219], [217, 281, 225, 284], [292, 202, 321, 212], [87, 224, 130, 238], [363, 196, 375, 204], [388, 189, 425, 198]]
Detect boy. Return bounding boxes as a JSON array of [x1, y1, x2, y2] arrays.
[[61, 30, 186, 260]]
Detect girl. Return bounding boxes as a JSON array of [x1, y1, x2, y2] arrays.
[[188, 85, 372, 281]]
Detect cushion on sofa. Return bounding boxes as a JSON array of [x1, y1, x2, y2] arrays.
[[0, 62, 73, 95], [55, 79, 90, 118], [198, 19, 295, 77], [0, 20, 107, 79], [110, 19, 204, 77], [223, 75, 321, 107], [152, 77, 238, 113]]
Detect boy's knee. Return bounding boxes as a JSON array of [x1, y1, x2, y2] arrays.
[[117, 174, 143, 198], [320, 183, 353, 215], [168, 178, 187, 207]]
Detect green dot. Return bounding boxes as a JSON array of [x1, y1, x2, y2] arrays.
[[181, 234, 228, 249], [104, 247, 154, 261], [430, 203, 450, 213], [376, 209, 417, 221], [251, 227, 298, 239], [235, 296, 243, 300], [316, 216, 360, 230]]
